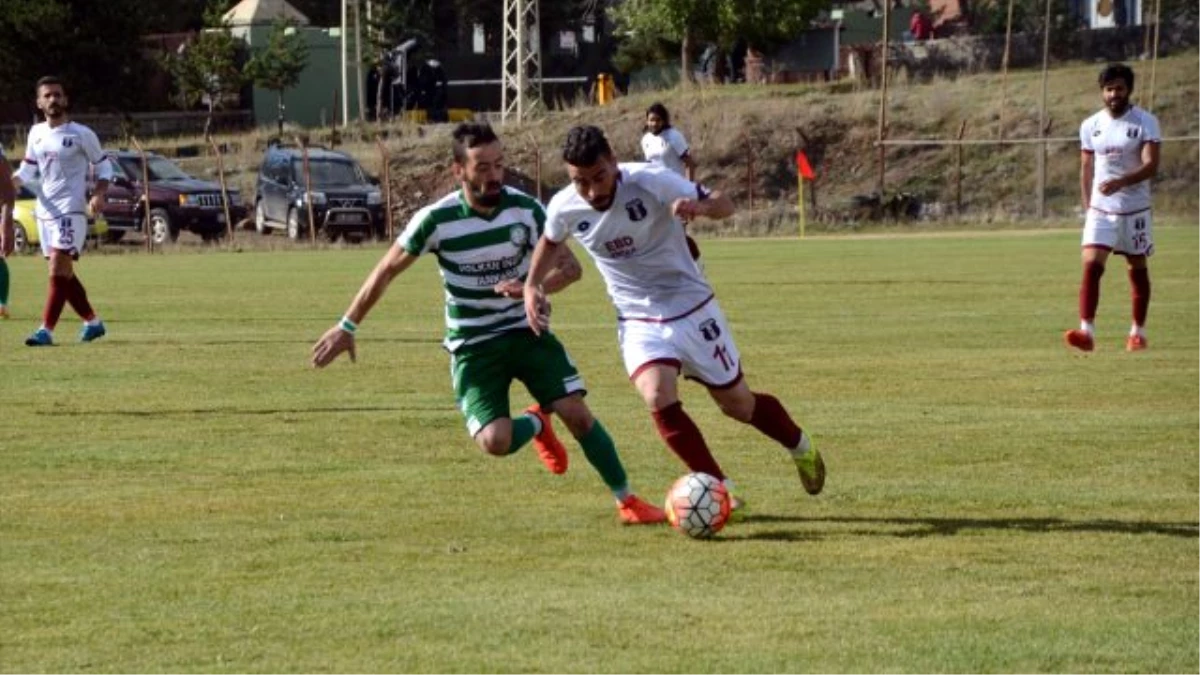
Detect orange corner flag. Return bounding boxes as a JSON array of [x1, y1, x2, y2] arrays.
[[796, 150, 816, 181]]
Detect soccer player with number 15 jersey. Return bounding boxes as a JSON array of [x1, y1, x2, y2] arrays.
[[1066, 63, 1161, 353], [525, 126, 826, 515]]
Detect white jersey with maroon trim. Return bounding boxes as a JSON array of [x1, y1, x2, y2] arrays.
[[545, 163, 712, 321], [641, 127, 690, 178], [15, 121, 112, 221], [1080, 106, 1161, 214]]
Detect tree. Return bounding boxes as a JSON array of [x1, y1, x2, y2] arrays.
[[363, 0, 435, 121], [163, 0, 244, 138], [246, 19, 310, 135], [609, 0, 828, 84], [0, 0, 156, 114]]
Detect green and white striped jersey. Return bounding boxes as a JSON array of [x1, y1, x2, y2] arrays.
[[398, 186, 544, 352]]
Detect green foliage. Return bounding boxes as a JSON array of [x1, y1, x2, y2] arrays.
[[245, 20, 310, 95], [0, 0, 156, 111], [364, 0, 433, 63], [610, 0, 830, 76], [163, 0, 244, 132]]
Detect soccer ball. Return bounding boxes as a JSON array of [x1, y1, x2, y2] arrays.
[[664, 472, 732, 539]]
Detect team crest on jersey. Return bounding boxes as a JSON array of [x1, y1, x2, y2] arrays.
[[1134, 218, 1146, 231], [1092, 129, 1102, 137], [577, 220, 591, 233], [61, 137, 75, 148], [1126, 128, 1140, 139], [624, 198, 648, 222], [509, 224, 529, 248], [698, 318, 721, 342]]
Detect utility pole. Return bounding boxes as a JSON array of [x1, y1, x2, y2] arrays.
[[502, 0, 542, 123], [341, 0, 349, 125], [355, 0, 365, 123]]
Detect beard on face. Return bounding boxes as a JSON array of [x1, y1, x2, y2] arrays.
[[470, 181, 503, 207], [44, 103, 65, 119], [1106, 96, 1129, 114], [587, 191, 615, 211]]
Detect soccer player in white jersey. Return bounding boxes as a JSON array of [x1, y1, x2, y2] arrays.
[[13, 76, 111, 346], [1065, 63, 1161, 353], [641, 102, 703, 265], [311, 123, 667, 525], [641, 103, 696, 181], [524, 125, 826, 512], [1, 144, 15, 318]]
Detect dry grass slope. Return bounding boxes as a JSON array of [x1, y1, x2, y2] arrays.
[[54, 50, 1196, 237]]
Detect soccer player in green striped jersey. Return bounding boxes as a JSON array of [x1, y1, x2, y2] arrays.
[[311, 123, 667, 525], [1, 144, 14, 317]]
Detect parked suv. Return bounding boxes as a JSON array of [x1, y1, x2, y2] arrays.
[[103, 150, 245, 244], [254, 142, 385, 241]]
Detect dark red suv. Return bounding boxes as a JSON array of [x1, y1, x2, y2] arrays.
[[103, 150, 246, 244]]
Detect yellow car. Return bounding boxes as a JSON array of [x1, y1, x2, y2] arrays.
[[11, 183, 108, 254]]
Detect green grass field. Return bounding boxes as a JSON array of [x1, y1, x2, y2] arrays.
[[1, 225, 1196, 673]]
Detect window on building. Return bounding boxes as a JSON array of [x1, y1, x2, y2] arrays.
[[473, 22, 486, 54]]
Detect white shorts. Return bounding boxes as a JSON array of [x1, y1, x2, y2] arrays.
[[1083, 209, 1154, 257], [37, 214, 87, 258], [618, 298, 743, 389]]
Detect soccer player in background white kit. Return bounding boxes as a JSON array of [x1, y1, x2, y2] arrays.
[[1065, 63, 1161, 353], [641, 103, 696, 181], [14, 76, 111, 346], [525, 125, 826, 512], [640, 102, 704, 266]]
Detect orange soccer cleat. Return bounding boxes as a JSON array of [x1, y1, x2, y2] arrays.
[[1064, 329, 1095, 352], [525, 405, 568, 475], [1126, 334, 1147, 352], [617, 495, 668, 525]]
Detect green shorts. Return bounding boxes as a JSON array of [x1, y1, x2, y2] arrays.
[[450, 329, 585, 436]]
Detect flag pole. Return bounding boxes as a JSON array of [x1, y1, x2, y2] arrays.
[[798, 173, 806, 239]]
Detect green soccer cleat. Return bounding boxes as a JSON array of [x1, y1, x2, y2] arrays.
[[793, 437, 826, 496]]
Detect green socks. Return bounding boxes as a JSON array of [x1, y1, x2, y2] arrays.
[[0, 257, 9, 306], [577, 419, 629, 497], [506, 413, 540, 454]]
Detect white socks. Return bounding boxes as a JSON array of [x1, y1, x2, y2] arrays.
[[789, 431, 812, 458]]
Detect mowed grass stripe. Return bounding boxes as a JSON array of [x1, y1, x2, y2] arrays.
[[0, 225, 1195, 672]]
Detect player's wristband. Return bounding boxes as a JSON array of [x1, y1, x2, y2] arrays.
[[338, 316, 358, 335]]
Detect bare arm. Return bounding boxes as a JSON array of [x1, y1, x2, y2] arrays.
[[494, 243, 582, 299], [311, 244, 419, 367], [89, 179, 109, 215], [522, 236, 565, 335], [1080, 151, 1094, 211], [1098, 142, 1160, 196], [682, 152, 697, 183], [673, 190, 735, 221]]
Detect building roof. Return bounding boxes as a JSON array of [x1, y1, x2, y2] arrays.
[[222, 0, 310, 26]]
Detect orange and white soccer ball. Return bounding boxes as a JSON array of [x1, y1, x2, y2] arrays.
[[664, 472, 731, 539]]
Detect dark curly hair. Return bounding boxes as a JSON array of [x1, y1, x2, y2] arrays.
[[562, 125, 612, 167], [1099, 63, 1135, 91], [451, 122, 500, 164], [645, 102, 671, 131]]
